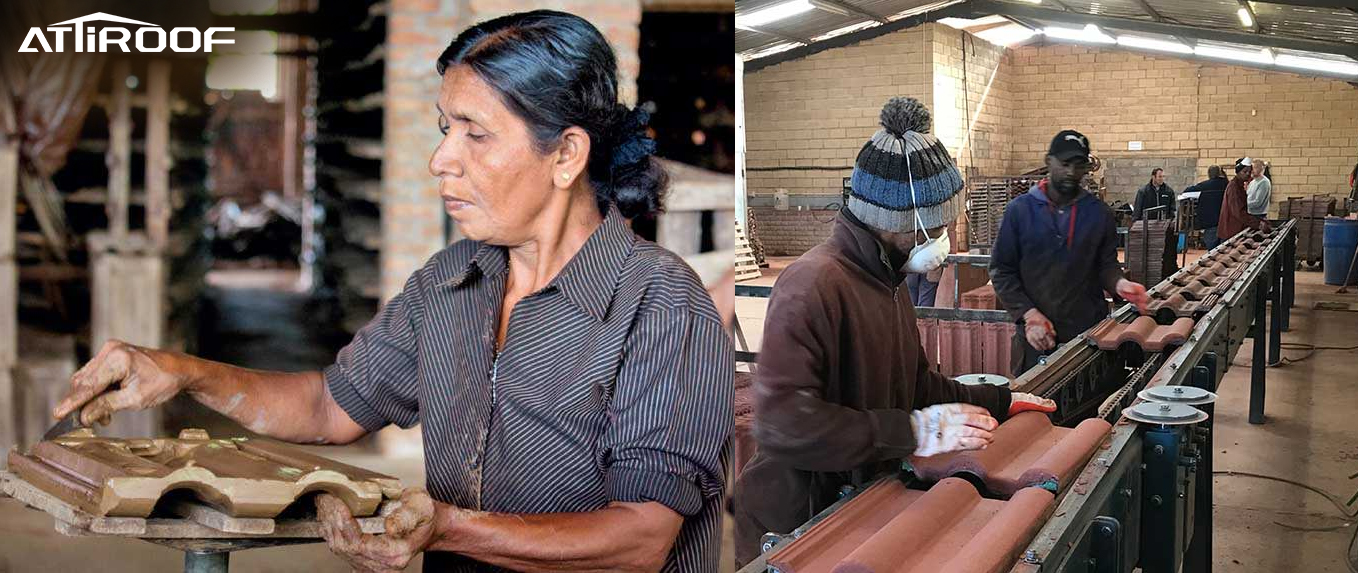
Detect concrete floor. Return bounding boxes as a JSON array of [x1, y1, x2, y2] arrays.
[[735, 261, 1358, 573]]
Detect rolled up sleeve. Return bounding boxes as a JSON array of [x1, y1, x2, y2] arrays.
[[602, 308, 732, 517], [324, 272, 424, 432]]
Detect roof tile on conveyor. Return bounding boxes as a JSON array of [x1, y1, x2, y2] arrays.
[[767, 478, 1054, 573], [1144, 292, 1198, 320], [908, 412, 1112, 497]]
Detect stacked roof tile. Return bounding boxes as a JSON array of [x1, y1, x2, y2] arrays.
[[908, 412, 1112, 497]]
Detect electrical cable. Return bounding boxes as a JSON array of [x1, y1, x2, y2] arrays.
[[1214, 469, 1358, 572]]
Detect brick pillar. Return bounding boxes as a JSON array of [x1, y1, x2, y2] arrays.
[[382, 0, 642, 300]]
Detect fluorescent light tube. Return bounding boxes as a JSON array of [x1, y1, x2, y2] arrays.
[[1116, 35, 1193, 54], [1042, 24, 1114, 44], [737, 0, 814, 29]]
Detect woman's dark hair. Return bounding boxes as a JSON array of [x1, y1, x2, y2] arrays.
[[1208, 165, 1222, 179], [436, 10, 667, 219]]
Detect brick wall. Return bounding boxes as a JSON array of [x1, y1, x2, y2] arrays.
[[932, 26, 1013, 178], [743, 25, 935, 201], [381, 0, 642, 300], [1102, 156, 1198, 207], [1007, 43, 1358, 215], [751, 207, 840, 256]]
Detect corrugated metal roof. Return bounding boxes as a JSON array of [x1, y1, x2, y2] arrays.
[[740, 0, 1358, 78]]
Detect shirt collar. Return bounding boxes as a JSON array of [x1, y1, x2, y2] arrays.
[[441, 205, 635, 322]]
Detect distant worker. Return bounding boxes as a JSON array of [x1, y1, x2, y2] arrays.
[[1133, 167, 1176, 220], [1219, 157, 1272, 240], [1183, 165, 1229, 248], [990, 130, 1151, 376], [1247, 159, 1272, 217]]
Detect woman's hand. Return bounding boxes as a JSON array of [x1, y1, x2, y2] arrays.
[[317, 488, 442, 573], [910, 403, 998, 457], [52, 340, 187, 427]]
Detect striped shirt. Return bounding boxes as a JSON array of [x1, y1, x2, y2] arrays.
[[324, 206, 732, 572]]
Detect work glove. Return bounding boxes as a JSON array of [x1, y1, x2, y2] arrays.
[[1009, 392, 1057, 417], [910, 403, 998, 457], [1023, 309, 1056, 351], [1115, 279, 1150, 313]]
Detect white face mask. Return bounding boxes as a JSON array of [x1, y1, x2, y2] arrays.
[[906, 228, 950, 273], [901, 145, 951, 274]]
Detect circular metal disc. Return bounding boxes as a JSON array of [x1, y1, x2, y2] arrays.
[[955, 373, 1010, 388], [1138, 385, 1218, 405], [1123, 402, 1209, 425]]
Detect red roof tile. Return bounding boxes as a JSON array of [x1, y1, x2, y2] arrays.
[[768, 478, 1054, 573], [908, 412, 1112, 497]]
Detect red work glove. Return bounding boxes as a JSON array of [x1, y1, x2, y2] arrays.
[[1009, 392, 1057, 417]]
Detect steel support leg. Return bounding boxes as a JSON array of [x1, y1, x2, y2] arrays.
[[1269, 259, 1283, 366], [184, 551, 228, 573], [1184, 353, 1216, 573], [1282, 229, 1295, 331], [1250, 278, 1268, 424], [1141, 427, 1187, 573]]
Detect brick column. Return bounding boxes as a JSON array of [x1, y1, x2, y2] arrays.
[[382, 0, 642, 300]]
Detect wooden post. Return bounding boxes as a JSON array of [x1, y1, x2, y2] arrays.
[[107, 60, 132, 245], [145, 61, 171, 249], [0, 134, 17, 450]]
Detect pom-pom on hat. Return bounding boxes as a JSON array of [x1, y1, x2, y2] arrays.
[[848, 97, 965, 234]]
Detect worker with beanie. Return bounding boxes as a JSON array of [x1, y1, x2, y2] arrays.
[[990, 130, 1151, 377], [731, 97, 1056, 566]]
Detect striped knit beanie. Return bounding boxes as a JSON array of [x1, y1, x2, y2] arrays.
[[848, 97, 964, 233]]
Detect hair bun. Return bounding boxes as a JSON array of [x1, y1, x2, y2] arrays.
[[879, 96, 931, 136], [611, 107, 656, 169]]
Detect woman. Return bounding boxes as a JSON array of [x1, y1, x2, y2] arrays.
[[51, 11, 731, 572]]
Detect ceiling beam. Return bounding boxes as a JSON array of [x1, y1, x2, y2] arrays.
[[808, 0, 889, 24], [964, 0, 1358, 58], [745, 1, 975, 71], [1246, 0, 1358, 8], [1129, 0, 1171, 23], [1238, 0, 1263, 34], [743, 24, 816, 46]]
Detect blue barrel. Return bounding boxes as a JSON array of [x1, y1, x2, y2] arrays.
[[1324, 217, 1358, 285]]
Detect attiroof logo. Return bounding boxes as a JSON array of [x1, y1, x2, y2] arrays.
[[18, 12, 234, 53]]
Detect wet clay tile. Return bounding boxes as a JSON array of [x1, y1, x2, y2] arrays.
[[1144, 293, 1198, 322], [768, 478, 1054, 573], [908, 412, 1112, 497], [1178, 282, 1213, 301], [7, 430, 398, 518], [1088, 316, 1156, 350], [1143, 318, 1195, 351]]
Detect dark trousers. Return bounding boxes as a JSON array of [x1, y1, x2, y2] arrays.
[[1202, 227, 1220, 249], [906, 273, 938, 307]]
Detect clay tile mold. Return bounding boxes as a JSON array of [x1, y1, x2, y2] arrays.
[[6, 429, 401, 518], [767, 478, 1054, 573], [908, 412, 1112, 497]]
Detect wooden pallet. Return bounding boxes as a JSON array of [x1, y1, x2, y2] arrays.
[[0, 470, 392, 539], [734, 218, 762, 282]]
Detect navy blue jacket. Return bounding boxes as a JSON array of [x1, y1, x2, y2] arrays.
[[990, 182, 1125, 339], [1184, 177, 1227, 229]]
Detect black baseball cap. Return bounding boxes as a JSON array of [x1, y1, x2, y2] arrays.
[[1048, 129, 1091, 163]]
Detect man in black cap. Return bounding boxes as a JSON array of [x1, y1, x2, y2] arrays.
[[990, 130, 1150, 375]]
